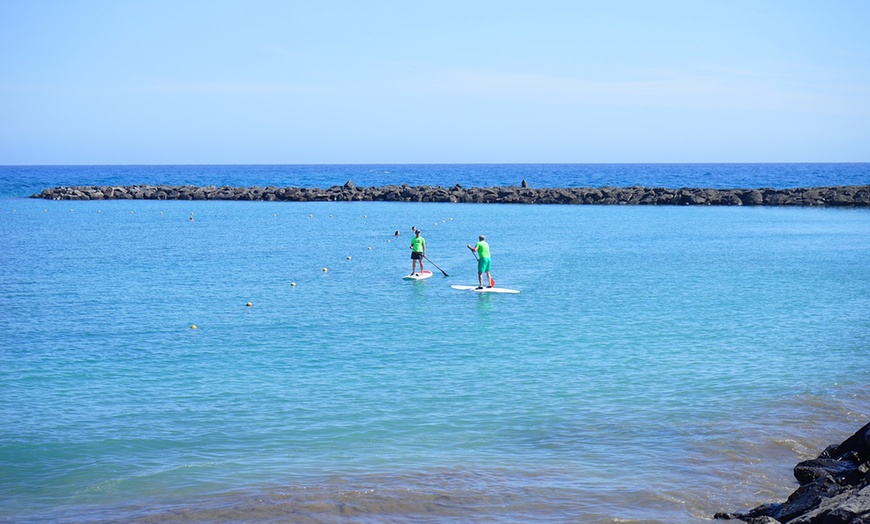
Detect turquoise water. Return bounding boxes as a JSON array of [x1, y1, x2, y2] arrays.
[[2, 195, 869, 523]]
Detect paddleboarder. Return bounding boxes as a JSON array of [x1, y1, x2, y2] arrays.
[[467, 235, 493, 289], [410, 229, 426, 276]]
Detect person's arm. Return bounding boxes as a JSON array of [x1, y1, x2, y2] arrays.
[[467, 244, 477, 252]]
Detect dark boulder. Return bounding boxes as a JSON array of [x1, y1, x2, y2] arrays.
[[29, 184, 870, 207], [740, 189, 765, 206], [716, 421, 870, 523]]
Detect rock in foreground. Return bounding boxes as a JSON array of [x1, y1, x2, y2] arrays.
[[715, 421, 870, 523]]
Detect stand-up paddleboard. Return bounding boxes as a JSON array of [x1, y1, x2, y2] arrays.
[[403, 270, 433, 280], [451, 284, 520, 294]]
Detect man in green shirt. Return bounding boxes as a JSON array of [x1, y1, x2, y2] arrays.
[[409, 229, 426, 275], [467, 235, 493, 289]]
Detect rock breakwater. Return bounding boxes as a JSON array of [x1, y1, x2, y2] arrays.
[[31, 182, 870, 207], [716, 421, 870, 523]]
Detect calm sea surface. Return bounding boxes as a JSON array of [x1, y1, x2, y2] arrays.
[[1, 164, 869, 523]]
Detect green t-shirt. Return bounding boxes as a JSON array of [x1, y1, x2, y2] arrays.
[[476, 241, 490, 259], [411, 236, 426, 253]]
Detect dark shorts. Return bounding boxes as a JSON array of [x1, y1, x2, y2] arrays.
[[411, 252, 424, 260]]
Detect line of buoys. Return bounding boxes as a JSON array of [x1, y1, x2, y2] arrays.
[[180, 211, 457, 327], [35, 209, 202, 216]]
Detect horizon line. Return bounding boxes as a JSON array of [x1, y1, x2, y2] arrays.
[[2, 161, 869, 168]]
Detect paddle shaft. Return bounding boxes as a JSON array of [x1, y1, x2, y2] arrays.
[[423, 255, 449, 277]]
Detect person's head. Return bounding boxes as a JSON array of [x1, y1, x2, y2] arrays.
[[479, 235, 485, 241], [416, 230, 421, 236]]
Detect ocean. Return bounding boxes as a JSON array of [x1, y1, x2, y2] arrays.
[[1, 164, 869, 523]]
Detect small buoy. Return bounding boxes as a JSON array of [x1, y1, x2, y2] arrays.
[[347, 256, 352, 260], [290, 282, 296, 287], [329, 214, 333, 218], [160, 212, 164, 215], [130, 211, 134, 214], [97, 210, 101, 213], [189, 216, 194, 221], [246, 302, 253, 307], [44, 209, 47, 212], [273, 214, 277, 217], [190, 324, 197, 330], [309, 214, 313, 218], [322, 267, 328, 272], [367, 247, 372, 250]]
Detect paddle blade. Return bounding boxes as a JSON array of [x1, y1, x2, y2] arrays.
[[489, 278, 495, 287]]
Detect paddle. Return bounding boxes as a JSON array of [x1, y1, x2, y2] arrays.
[[467, 247, 495, 287], [423, 255, 449, 277]]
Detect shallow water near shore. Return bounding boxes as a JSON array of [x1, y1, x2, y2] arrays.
[[1, 165, 870, 523]]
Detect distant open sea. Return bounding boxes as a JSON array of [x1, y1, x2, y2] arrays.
[[1, 164, 869, 523]]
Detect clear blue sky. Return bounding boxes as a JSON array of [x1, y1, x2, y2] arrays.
[[1, 1, 868, 164]]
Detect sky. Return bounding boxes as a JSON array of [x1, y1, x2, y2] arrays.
[[1, 0, 869, 164]]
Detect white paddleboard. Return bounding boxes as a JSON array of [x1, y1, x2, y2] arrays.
[[451, 284, 520, 294], [403, 270, 433, 280]]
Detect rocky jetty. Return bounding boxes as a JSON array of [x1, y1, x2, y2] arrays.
[[715, 421, 870, 523], [31, 182, 870, 207]]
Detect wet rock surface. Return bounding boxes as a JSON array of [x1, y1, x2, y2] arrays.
[[715, 421, 870, 523]]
